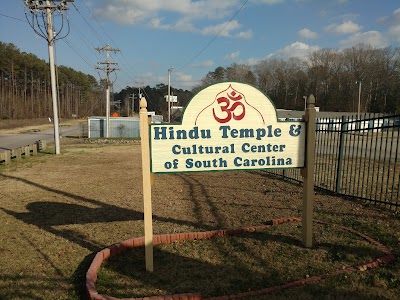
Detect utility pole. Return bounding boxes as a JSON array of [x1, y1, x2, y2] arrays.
[[356, 81, 362, 120], [136, 81, 144, 114], [96, 45, 120, 138], [168, 67, 173, 123], [24, 0, 73, 154]]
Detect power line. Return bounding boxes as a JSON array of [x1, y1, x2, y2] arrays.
[[176, 0, 249, 72], [0, 12, 25, 22], [77, 0, 139, 84], [62, 37, 96, 69], [0, 6, 96, 74], [2, 2, 111, 90], [77, 0, 118, 47], [56, 1, 143, 88], [69, 22, 101, 57], [72, 0, 138, 85], [71, 1, 107, 46]]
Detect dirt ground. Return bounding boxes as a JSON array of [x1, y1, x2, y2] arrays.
[[0, 139, 400, 299], [0, 118, 83, 135]]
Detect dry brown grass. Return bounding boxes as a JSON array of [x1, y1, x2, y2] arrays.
[[0, 140, 399, 299]]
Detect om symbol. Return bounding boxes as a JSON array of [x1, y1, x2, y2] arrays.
[[212, 92, 245, 123]]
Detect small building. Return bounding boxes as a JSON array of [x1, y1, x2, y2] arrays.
[[88, 115, 163, 138], [88, 116, 140, 138]]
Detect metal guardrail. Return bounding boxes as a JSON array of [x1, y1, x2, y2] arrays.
[[268, 113, 400, 210]]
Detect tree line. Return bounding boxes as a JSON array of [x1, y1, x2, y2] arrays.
[[1, 42, 399, 121], [195, 44, 400, 113], [115, 83, 193, 119], [0, 42, 104, 120]]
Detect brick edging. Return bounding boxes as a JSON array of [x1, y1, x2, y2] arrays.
[[86, 217, 395, 300]]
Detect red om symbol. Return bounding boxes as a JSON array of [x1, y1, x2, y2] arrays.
[[212, 92, 245, 123]]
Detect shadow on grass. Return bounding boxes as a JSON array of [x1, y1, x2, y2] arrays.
[[72, 252, 97, 300], [0, 173, 216, 299], [176, 174, 227, 228], [0, 274, 74, 300], [2, 173, 395, 299], [1, 173, 215, 249], [94, 230, 388, 300], [97, 240, 282, 298]]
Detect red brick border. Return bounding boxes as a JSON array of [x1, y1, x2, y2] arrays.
[[86, 218, 395, 300]]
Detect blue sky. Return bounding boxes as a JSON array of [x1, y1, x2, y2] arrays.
[[1, 0, 400, 92]]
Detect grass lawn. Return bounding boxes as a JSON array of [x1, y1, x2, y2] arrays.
[[0, 139, 399, 299]]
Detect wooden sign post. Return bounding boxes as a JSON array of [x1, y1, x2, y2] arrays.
[[140, 83, 316, 271], [302, 95, 316, 248], [140, 97, 153, 272]]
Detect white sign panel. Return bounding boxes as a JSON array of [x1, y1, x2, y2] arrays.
[[165, 95, 178, 103], [150, 82, 305, 173]]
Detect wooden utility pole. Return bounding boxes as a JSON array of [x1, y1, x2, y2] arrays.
[[96, 45, 120, 138]]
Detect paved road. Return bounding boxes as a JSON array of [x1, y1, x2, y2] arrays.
[[0, 125, 81, 151]]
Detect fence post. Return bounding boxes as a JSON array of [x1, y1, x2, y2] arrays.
[[302, 94, 316, 248], [1, 151, 11, 165], [30, 144, 37, 156], [13, 148, 22, 161], [24, 146, 30, 158], [335, 116, 347, 193]]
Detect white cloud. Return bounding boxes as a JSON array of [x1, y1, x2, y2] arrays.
[[388, 25, 400, 42], [242, 57, 263, 66], [149, 17, 196, 32], [149, 17, 167, 29], [174, 71, 193, 83], [379, 8, 400, 25], [235, 30, 254, 39], [201, 20, 242, 37], [93, 1, 241, 28], [92, 1, 255, 39], [391, 8, 400, 24], [94, 0, 242, 23], [224, 51, 240, 61], [133, 72, 165, 88], [376, 8, 400, 45], [190, 60, 215, 68], [339, 31, 388, 48], [272, 42, 320, 60], [132, 70, 196, 91], [298, 28, 318, 39], [174, 72, 200, 90], [250, 0, 285, 4], [325, 21, 361, 35]]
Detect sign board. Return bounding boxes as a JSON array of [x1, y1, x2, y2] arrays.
[[164, 95, 178, 103], [140, 82, 316, 272], [150, 82, 305, 173]]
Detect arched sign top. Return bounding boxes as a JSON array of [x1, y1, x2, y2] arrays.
[[182, 82, 275, 126], [150, 82, 305, 173]]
